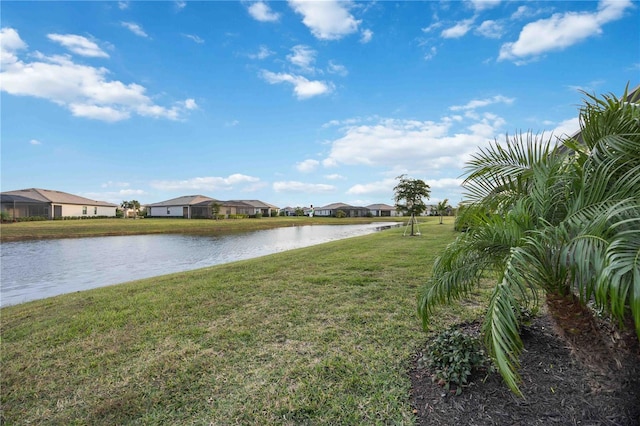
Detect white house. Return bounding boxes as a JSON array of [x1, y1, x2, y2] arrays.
[[0, 188, 118, 219]]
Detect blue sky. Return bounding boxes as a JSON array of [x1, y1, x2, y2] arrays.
[[1, 1, 638, 209]]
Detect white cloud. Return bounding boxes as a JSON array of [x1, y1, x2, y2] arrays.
[[121, 22, 149, 38], [248, 1, 280, 22], [324, 174, 345, 180], [225, 119, 240, 127], [101, 181, 131, 188], [287, 45, 316, 72], [175, 1, 186, 10], [47, 34, 109, 58], [288, 0, 360, 40], [260, 70, 334, 99], [296, 159, 320, 173], [183, 33, 204, 44], [183, 98, 198, 110], [475, 20, 503, 39], [422, 22, 442, 33], [426, 178, 465, 190], [549, 117, 580, 140], [499, 0, 633, 62], [347, 178, 396, 195], [249, 45, 274, 60], [327, 60, 348, 76], [273, 181, 336, 193], [1, 28, 196, 122], [0, 27, 27, 64], [150, 174, 260, 191], [118, 1, 129, 10], [29, 139, 42, 145], [511, 5, 530, 19], [468, 0, 501, 11], [360, 29, 373, 43], [248, 1, 281, 22], [424, 46, 437, 61], [441, 19, 475, 39], [450, 95, 514, 111], [321, 110, 508, 173]]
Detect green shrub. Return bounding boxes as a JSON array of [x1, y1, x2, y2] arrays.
[[16, 216, 47, 222], [335, 210, 346, 218], [419, 327, 492, 395], [1, 211, 11, 222]]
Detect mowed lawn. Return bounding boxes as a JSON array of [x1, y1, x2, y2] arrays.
[[1, 217, 488, 425], [0, 217, 392, 242]]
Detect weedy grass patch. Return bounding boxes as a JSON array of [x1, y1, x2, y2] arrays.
[[1, 217, 491, 425]]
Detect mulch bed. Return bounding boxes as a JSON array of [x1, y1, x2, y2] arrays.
[[410, 299, 640, 426]]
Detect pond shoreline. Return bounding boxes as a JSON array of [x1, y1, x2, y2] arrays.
[[1, 222, 402, 307]]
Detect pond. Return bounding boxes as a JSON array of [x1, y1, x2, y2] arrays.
[[0, 223, 400, 307]]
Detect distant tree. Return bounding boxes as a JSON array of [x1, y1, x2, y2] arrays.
[[295, 207, 305, 216], [436, 199, 450, 225], [211, 202, 222, 220], [394, 174, 431, 235], [120, 200, 141, 217]]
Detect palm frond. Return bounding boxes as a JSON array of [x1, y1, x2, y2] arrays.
[[462, 133, 557, 205], [482, 275, 524, 396]]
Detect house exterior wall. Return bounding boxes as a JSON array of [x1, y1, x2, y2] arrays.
[[57, 204, 116, 217], [149, 206, 185, 217]]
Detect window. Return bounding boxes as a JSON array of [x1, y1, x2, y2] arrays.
[[82, 206, 87, 215], [167, 208, 170, 215], [94, 207, 98, 215]]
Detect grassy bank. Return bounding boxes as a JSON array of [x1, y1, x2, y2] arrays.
[[0, 217, 397, 242], [1, 217, 489, 424]]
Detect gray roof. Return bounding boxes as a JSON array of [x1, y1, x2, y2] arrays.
[[0, 188, 117, 207], [228, 199, 274, 209], [318, 202, 368, 210], [366, 203, 395, 210], [148, 195, 215, 207]]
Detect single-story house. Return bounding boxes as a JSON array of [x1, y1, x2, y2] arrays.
[[0, 188, 118, 220], [280, 206, 313, 216], [366, 203, 399, 217], [227, 200, 279, 217], [146, 195, 219, 218], [315, 202, 370, 217], [147, 196, 279, 219]]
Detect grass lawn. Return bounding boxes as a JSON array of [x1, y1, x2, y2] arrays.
[[0, 217, 396, 242], [1, 217, 490, 425]]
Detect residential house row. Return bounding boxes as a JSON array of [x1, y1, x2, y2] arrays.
[[0, 188, 411, 220]]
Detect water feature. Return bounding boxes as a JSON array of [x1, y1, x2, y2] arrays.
[[0, 223, 400, 307]]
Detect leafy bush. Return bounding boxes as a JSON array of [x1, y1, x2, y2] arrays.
[[1, 211, 12, 222], [335, 210, 346, 218], [16, 216, 47, 222], [419, 327, 492, 395]]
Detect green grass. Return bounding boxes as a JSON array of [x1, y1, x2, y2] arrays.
[[0, 217, 398, 242], [1, 217, 491, 425]]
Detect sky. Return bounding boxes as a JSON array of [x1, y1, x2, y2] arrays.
[[1, 0, 638, 209]]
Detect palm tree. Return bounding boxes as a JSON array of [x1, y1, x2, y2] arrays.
[[435, 199, 449, 224], [418, 86, 640, 395]]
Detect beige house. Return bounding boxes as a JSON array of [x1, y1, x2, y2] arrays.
[[0, 188, 118, 220]]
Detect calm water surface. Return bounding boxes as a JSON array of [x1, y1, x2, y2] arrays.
[[0, 223, 399, 307]]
